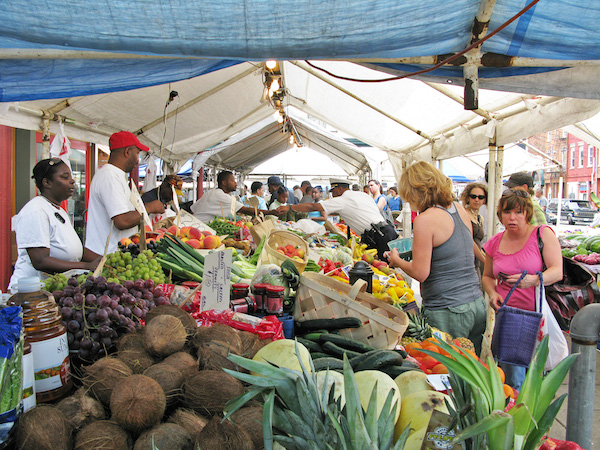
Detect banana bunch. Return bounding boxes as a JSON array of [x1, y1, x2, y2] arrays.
[[353, 242, 369, 259]]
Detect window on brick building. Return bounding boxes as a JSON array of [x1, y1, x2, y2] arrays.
[[562, 146, 567, 166], [579, 143, 584, 167], [589, 146, 594, 167], [570, 144, 576, 168], [547, 131, 552, 142]]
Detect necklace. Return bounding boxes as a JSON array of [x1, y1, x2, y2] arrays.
[[42, 195, 61, 209]]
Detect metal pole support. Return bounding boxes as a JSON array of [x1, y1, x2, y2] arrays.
[[566, 303, 600, 448]]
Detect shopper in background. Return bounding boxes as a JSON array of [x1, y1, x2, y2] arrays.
[[387, 186, 403, 212], [535, 187, 548, 213], [9, 158, 101, 291], [307, 185, 327, 225], [482, 189, 562, 389], [141, 174, 183, 208], [504, 172, 547, 225], [85, 131, 165, 257], [300, 183, 314, 203], [386, 161, 485, 353], [243, 181, 268, 210], [266, 176, 298, 208], [369, 179, 393, 223], [460, 182, 488, 277]]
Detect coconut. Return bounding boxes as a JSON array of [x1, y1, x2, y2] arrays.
[[231, 406, 264, 449], [183, 370, 245, 416], [56, 388, 106, 432], [83, 357, 133, 406], [163, 351, 198, 373], [117, 347, 155, 374], [196, 416, 254, 450], [110, 374, 166, 433], [238, 330, 261, 358], [144, 314, 187, 357], [74, 420, 132, 450], [197, 341, 243, 373], [192, 323, 242, 354], [15, 404, 72, 450], [134, 422, 194, 450], [116, 329, 145, 352], [143, 363, 184, 406], [145, 304, 197, 336], [167, 408, 210, 441]]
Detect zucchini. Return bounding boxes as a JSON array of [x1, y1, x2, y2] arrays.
[[319, 334, 375, 353], [296, 338, 323, 353], [296, 317, 363, 332], [349, 350, 384, 369], [300, 331, 329, 342], [321, 341, 361, 359], [310, 352, 332, 360], [395, 348, 408, 359], [354, 350, 404, 372], [380, 364, 420, 379], [313, 357, 345, 371]]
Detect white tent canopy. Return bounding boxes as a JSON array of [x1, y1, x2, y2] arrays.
[[2, 60, 599, 179]]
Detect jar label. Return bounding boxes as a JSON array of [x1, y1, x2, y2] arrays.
[[30, 333, 71, 393], [22, 351, 36, 412]]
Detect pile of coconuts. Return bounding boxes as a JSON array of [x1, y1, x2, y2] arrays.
[[14, 305, 270, 450]]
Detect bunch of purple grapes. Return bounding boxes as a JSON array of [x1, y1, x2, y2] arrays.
[[54, 274, 171, 361]]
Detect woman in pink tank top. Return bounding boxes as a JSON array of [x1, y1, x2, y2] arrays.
[[482, 189, 562, 389]]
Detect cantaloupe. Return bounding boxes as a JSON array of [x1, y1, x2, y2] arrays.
[[354, 370, 401, 422], [251, 339, 311, 374], [315, 370, 345, 405]]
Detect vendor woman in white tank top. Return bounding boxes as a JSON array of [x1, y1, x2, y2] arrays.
[[386, 161, 486, 354], [9, 158, 101, 292]]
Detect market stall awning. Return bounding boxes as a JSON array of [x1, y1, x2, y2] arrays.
[[2, 0, 600, 175]]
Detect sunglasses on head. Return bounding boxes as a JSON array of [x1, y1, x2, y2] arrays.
[[469, 194, 486, 200], [502, 189, 529, 198], [38, 158, 63, 180]]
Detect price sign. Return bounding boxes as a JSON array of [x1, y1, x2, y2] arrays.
[[200, 250, 232, 311]]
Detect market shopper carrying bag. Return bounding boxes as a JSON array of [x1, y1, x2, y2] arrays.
[[483, 189, 563, 390]]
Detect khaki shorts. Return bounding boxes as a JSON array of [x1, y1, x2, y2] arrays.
[[423, 296, 486, 354]]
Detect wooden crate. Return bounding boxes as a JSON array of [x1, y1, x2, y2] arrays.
[[295, 272, 409, 349]]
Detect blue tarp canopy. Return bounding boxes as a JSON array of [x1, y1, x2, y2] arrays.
[[2, 0, 600, 177]]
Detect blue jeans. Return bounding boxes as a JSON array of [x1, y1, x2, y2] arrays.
[[500, 363, 527, 391]]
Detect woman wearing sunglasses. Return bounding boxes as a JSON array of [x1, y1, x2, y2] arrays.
[[386, 161, 486, 353], [460, 182, 488, 277], [482, 189, 562, 389], [9, 158, 100, 292]]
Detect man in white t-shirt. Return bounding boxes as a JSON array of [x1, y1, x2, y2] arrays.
[[276, 178, 398, 258], [85, 131, 165, 256], [190, 170, 275, 223]]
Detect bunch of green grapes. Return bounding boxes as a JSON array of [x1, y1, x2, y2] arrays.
[[101, 249, 166, 285], [44, 273, 68, 292]]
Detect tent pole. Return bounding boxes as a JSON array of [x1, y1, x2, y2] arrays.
[[41, 115, 51, 159]]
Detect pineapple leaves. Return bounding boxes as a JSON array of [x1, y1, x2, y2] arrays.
[[522, 394, 568, 450]]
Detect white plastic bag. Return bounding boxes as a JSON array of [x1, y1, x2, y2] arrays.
[[49, 121, 71, 170], [536, 282, 569, 371]]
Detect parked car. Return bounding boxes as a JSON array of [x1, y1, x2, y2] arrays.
[[546, 199, 598, 225]]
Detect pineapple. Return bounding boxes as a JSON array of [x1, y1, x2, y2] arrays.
[[404, 311, 433, 341], [223, 346, 410, 449], [453, 336, 476, 353], [400, 336, 419, 346]]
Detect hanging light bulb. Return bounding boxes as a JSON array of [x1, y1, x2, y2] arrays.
[[266, 60, 277, 70], [273, 111, 280, 120], [289, 135, 295, 145], [277, 114, 284, 124], [270, 79, 280, 92]]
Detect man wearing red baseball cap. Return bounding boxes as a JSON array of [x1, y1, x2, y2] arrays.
[[85, 131, 164, 256]]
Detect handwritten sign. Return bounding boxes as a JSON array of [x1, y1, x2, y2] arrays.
[[129, 180, 153, 229], [200, 250, 232, 311]]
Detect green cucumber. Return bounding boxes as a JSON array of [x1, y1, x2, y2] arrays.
[[296, 317, 363, 332], [354, 350, 404, 372], [313, 357, 345, 371], [310, 352, 332, 360], [296, 337, 323, 353], [380, 364, 420, 379], [318, 334, 375, 353], [321, 341, 361, 359]]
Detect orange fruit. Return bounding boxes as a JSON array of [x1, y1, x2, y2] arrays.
[[503, 384, 514, 399], [497, 367, 506, 384], [421, 341, 441, 353], [405, 342, 426, 358], [420, 355, 439, 370], [432, 364, 449, 374]]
